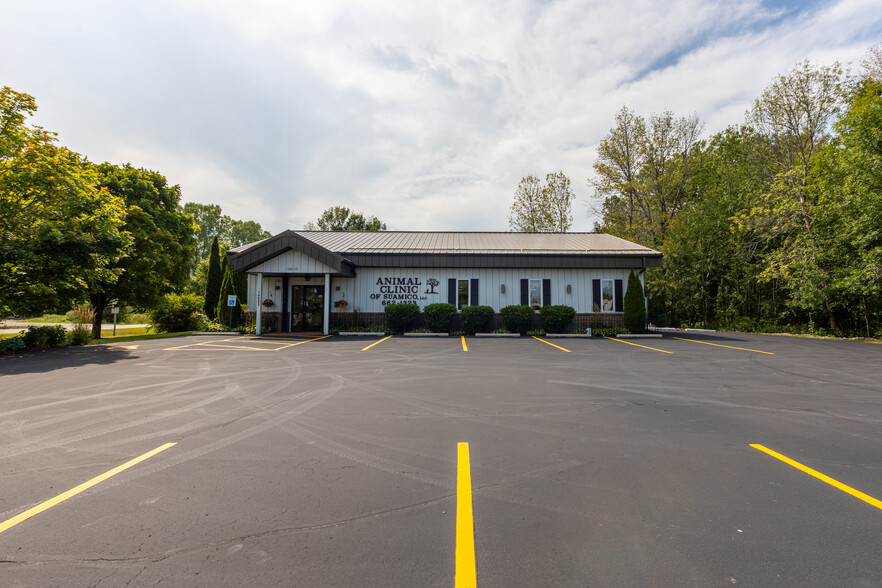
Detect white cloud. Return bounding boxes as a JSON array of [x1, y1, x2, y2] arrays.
[[2, 0, 880, 233]]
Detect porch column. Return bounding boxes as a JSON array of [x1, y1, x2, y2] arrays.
[[255, 273, 263, 335], [323, 273, 331, 335]]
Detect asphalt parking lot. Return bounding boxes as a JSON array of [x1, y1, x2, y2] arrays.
[[0, 332, 880, 587]]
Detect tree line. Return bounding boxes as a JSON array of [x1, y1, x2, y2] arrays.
[[591, 46, 882, 337]]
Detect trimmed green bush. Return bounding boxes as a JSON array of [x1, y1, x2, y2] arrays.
[[623, 269, 646, 333], [149, 293, 204, 333], [423, 303, 457, 333], [501, 305, 534, 335], [22, 325, 67, 349], [461, 305, 495, 334], [384, 303, 421, 334], [540, 305, 576, 333]]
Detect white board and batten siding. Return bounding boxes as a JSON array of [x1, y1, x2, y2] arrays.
[[330, 267, 641, 314], [244, 250, 336, 309]]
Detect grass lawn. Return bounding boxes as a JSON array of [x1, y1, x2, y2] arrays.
[[95, 331, 193, 344]]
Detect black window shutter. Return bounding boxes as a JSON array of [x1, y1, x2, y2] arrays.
[[470, 279, 478, 306], [592, 279, 601, 312], [542, 279, 551, 307], [520, 279, 528, 305], [614, 279, 624, 312], [448, 278, 456, 306]]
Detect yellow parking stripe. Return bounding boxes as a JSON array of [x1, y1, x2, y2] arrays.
[[362, 335, 392, 351], [461, 336, 468, 352], [605, 337, 673, 354], [751, 444, 882, 510], [456, 442, 477, 588], [0, 443, 177, 535], [531, 336, 571, 352], [674, 337, 774, 355]]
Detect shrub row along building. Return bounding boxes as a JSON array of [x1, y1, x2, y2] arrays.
[[227, 231, 662, 334]]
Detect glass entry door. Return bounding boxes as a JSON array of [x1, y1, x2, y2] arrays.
[[291, 285, 324, 331]]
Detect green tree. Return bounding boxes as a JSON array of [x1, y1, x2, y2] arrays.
[[183, 202, 271, 264], [593, 108, 703, 248], [740, 60, 845, 329], [623, 270, 646, 332], [304, 206, 387, 231], [216, 256, 243, 328], [88, 163, 197, 337], [204, 236, 222, 319], [509, 172, 575, 232], [0, 87, 129, 317]]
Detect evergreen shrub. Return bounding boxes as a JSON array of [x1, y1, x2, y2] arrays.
[[623, 269, 646, 333], [461, 305, 495, 334], [540, 305, 576, 333], [1, 336, 26, 353], [150, 293, 204, 332], [384, 303, 421, 334], [501, 305, 534, 335], [423, 303, 457, 332]]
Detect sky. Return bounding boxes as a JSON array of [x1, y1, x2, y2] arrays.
[[3, 0, 880, 234]]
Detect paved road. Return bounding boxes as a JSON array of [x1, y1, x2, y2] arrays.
[[0, 333, 879, 586]]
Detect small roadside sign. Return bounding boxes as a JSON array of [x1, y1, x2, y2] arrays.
[[227, 295, 237, 307], [111, 307, 119, 315]]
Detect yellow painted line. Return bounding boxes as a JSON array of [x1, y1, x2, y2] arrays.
[[751, 444, 882, 511], [461, 336, 468, 352], [274, 335, 332, 350], [0, 442, 177, 535], [531, 336, 571, 352], [605, 337, 673, 354], [106, 345, 139, 350], [674, 337, 774, 355], [456, 442, 477, 588], [362, 335, 393, 351]]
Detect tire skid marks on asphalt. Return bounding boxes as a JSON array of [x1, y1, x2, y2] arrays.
[[93, 375, 346, 489], [58, 366, 311, 453]]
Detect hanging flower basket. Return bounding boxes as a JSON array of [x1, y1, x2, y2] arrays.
[[262, 299, 275, 308], [334, 300, 349, 308]]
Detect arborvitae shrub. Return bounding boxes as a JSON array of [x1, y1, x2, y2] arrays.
[[623, 269, 646, 333]]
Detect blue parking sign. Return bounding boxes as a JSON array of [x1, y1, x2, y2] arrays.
[[227, 295, 237, 307]]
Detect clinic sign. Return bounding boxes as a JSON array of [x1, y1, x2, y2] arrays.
[[370, 277, 439, 306]]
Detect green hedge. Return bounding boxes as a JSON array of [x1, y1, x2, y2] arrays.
[[384, 303, 421, 334], [501, 305, 534, 335], [149, 293, 205, 333], [540, 305, 576, 333], [23, 325, 67, 349], [423, 303, 457, 333], [461, 305, 495, 334]]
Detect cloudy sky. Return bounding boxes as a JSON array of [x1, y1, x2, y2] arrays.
[[3, 1, 880, 233]]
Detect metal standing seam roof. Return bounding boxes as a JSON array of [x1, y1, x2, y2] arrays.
[[284, 231, 661, 256]]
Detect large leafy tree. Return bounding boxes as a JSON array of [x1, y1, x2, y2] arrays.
[[304, 206, 386, 231], [509, 172, 575, 232], [88, 163, 197, 337], [593, 108, 702, 248], [0, 87, 129, 316], [183, 202, 271, 263]]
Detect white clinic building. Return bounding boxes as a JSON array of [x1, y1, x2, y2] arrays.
[[227, 231, 662, 335]]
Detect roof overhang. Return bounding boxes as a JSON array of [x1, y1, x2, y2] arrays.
[[226, 230, 355, 276]]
